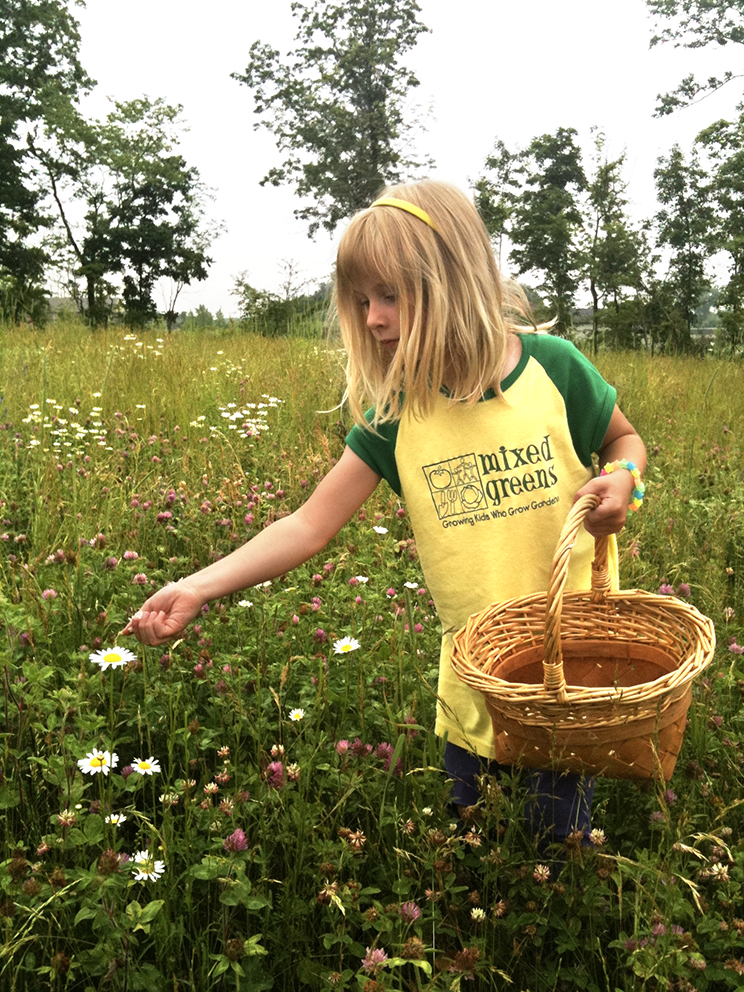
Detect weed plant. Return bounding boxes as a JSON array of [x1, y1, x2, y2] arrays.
[[0, 322, 743, 991]]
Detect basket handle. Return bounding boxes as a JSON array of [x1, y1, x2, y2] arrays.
[[542, 493, 611, 700]]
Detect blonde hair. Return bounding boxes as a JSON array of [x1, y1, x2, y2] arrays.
[[335, 179, 537, 428]]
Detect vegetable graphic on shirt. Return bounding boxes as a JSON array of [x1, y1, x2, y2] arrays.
[[460, 484, 484, 510], [428, 465, 452, 489]]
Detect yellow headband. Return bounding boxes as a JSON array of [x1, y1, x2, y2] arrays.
[[369, 197, 437, 232]]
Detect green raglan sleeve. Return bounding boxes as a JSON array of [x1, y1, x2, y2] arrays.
[[525, 335, 617, 466], [345, 413, 402, 495]]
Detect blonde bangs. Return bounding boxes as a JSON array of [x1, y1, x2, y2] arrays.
[[335, 180, 538, 430]]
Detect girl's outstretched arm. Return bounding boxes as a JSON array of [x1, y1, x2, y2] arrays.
[[126, 447, 381, 646], [574, 405, 647, 538]]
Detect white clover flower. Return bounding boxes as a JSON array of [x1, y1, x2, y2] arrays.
[[709, 863, 730, 882], [105, 813, 127, 826], [78, 749, 118, 776], [589, 828, 607, 847], [131, 757, 161, 776], [89, 647, 136, 670], [533, 863, 551, 883], [372, 525, 388, 535], [131, 850, 166, 882], [333, 636, 361, 654], [471, 907, 487, 922], [288, 708, 305, 722]]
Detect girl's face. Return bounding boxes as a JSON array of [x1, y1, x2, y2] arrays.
[[353, 279, 400, 353]]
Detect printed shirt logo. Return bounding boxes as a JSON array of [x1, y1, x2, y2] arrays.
[[422, 434, 560, 525], [423, 455, 485, 520]]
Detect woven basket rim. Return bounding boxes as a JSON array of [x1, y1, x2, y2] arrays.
[[451, 584, 716, 709]]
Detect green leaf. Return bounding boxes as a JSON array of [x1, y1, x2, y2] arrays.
[[138, 899, 164, 923], [189, 856, 225, 880], [244, 934, 268, 957], [387, 958, 432, 976], [84, 815, 104, 844], [242, 895, 270, 911], [74, 906, 98, 926], [211, 957, 230, 977], [0, 782, 21, 810]]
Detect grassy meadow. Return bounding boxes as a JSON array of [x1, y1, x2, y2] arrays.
[[0, 320, 743, 991]]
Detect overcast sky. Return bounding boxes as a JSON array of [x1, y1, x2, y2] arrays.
[[73, 0, 740, 316]]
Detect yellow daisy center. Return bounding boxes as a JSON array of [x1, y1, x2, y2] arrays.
[[91, 756, 106, 768], [340, 644, 352, 652], [138, 761, 151, 770], [103, 653, 121, 664]]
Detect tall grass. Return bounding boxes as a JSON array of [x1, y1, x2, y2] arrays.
[[1, 321, 743, 991]]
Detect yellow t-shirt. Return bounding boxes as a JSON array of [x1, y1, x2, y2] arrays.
[[347, 334, 619, 757]]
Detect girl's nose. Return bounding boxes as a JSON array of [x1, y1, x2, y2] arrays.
[[366, 301, 385, 330]]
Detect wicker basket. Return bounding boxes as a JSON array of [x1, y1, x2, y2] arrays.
[[450, 494, 716, 781]]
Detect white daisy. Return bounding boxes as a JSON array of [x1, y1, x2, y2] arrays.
[[288, 708, 305, 722], [354, 576, 369, 584], [131, 756, 161, 775], [403, 581, 419, 589], [130, 850, 166, 882], [105, 813, 127, 826], [89, 647, 136, 670], [333, 636, 361, 655], [238, 600, 253, 608], [78, 749, 119, 776], [372, 525, 388, 534]]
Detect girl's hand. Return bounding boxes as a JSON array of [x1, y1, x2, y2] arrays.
[[124, 582, 204, 646], [573, 471, 634, 538], [579, 404, 646, 537]]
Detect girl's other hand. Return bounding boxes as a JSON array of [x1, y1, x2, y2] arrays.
[[573, 471, 634, 538], [124, 582, 203, 646]]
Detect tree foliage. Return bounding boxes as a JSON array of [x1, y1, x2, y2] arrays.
[[508, 128, 587, 334], [33, 98, 216, 328], [647, 0, 744, 113], [471, 139, 519, 266], [232, 269, 325, 337], [697, 108, 744, 346], [0, 0, 91, 320], [232, 0, 430, 235], [654, 143, 713, 348], [583, 133, 649, 352]]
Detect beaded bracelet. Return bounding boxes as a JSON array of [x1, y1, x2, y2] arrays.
[[600, 459, 645, 512]]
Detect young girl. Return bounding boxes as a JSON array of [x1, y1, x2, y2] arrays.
[[128, 180, 646, 842]]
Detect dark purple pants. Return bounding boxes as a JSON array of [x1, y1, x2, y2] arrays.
[[444, 741, 594, 842]]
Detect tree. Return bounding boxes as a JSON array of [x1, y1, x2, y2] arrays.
[[583, 133, 648, 352], [653, 143, 713, 349], [34, 98, 217, 328], [508, 128, 587, 334], [697, 108, 744, 347], [471, 139, 519, 265], [232, 0, 430, 235], [0, 0, 91, 320], [647, 0, 744, 113]]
